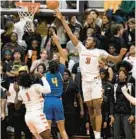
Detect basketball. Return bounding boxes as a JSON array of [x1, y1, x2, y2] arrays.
[[46, 0, 59, 10]]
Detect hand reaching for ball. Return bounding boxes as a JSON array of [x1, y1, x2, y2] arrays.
[[51, 32, 59, 45], [54, 9, 63, 20]]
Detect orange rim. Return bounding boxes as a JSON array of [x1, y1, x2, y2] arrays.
[[15, 2, 41, 13]]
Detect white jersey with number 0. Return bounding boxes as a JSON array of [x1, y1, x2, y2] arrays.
[[77, 42, 109, 81], [18, 77, 51, 112]]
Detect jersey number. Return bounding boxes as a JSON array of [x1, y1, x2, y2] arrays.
[[51, 77, 58, 87], [85, 57, 91, 64], [26, 92, 31, 101]]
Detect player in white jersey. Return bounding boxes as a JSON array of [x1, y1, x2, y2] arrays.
[[14, 66, 51, 139], [54, 10, 127, 139]]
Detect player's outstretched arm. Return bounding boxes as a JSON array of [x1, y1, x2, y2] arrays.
[[107, 48, 127, 63], [54, 9, 79, 46], [121, 85, 136, 106]]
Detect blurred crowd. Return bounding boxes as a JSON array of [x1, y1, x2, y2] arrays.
[[0, 2, 135, 139]]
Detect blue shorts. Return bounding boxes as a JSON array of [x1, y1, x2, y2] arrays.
[[43, 97, 64, 121]]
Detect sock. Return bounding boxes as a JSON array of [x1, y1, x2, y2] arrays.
[[95, 131, 101, 139]]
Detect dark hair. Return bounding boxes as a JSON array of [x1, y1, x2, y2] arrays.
[[111, 24, 123, 35], [64, 69, 71, 77], [18, 73, 33, 88], [100, 68, 109, 80], [48, 60, 59, 74], [10, 32, 18, 40], [37, 63, 46, 73], [44, 26, 57, 48], [90, 9, 99, 17]]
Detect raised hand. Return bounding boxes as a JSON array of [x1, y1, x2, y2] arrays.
[[51, 32, 59, 45], [54, 9, 63, 20], [120, 48, 127, 56]]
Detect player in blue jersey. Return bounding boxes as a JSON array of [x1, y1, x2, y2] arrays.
[[43, 60, 68, 139]]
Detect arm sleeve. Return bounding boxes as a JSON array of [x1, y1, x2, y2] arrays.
[[36, 77, 51, 94]]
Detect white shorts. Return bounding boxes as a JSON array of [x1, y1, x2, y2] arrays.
[[82, 79, 103, 102], [25, 110, 50, 135]]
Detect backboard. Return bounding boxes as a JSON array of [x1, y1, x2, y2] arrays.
[[1, 0, 80, 16]]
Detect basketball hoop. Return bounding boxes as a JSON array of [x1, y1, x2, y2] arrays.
[[15, 2, 40, 32]]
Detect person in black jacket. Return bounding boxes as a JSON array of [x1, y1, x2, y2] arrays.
[[110, 24, 126, 54], [100, 68, 114, 139], [62, 69, 84, 138], [110, 61, 135, 139]]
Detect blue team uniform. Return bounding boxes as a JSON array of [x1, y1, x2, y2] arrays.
[[43, 71, 64, 121]]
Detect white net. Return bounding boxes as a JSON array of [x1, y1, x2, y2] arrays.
[[15, 2, 40, 32]]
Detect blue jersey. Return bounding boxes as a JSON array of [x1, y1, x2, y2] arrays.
[[44, 72, 63, 97]]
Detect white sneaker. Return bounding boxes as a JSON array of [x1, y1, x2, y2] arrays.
[[95, 132, 101, 139]]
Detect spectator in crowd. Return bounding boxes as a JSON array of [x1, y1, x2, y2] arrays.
[[99, 14, 112, 51], [14, 66, 51, 139], [52, 18, 67, 48], [110, 24, 126, 54], [107, 44, 118, 68], [5, 50, 31, 139], [25, 39, 41, 69], [2, 32, 25, 60], [43, 60, 69, 139], [124, 43, 136, 79], [83, 13, 101, 41], [22, 22, 42, 52], [67, 16, 82, 40], [123, 18, 135, 48], [1, 21, 14, 48], [84, 27, 102, 49], [54, 9, 127, 139], [100, 68, 114, 139], [66, 30, 80, 72], [33, 63, 47, 85], [41, 26, 58, 60], [99, 57, 114, 82], [2, 50, 12, 71], [30, 49, 49, 73], [62, 69, 84, 138], [110, 61, 135, 139], [1, 62, 8, 139], [89, 9, 102, 28]]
